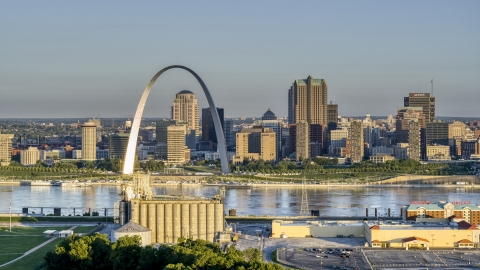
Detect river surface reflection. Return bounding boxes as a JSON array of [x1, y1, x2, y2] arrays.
[[0, 185, 478, 217]]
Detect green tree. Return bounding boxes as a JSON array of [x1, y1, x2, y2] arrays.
[[110, 235, 143, 270]]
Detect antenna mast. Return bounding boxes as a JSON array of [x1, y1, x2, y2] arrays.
[[300, 177, 309, 216]]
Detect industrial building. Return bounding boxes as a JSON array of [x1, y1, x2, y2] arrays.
[[272, 200, 480, 249], [117, 173, 225, 244]]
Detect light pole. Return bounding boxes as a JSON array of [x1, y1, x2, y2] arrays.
[[453, 234, 456, 247], [9, 200, 12, 232]]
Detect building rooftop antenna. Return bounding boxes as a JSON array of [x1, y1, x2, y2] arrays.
[[431, 79, 433, 95]]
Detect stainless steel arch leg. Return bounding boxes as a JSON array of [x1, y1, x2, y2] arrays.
[[123, 65, 229, 174]]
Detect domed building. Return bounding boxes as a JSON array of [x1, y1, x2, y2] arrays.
[[262, 108, 277, 120], [111, 221, 152, 246]]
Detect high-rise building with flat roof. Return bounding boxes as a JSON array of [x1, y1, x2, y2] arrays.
[[296, 121, 309, 160], [156, 119, 177, 144], [167, 125, 187, 165], [233, 127, 276, 163], [396, 107, 426, 159], [82, 122, 97, 160], [408, 119, 421, 160], [109, 133, 130, 159], [201, 107, 224, 150], [350, 120, 364, 163], [426, 120, 449, 146], [0, 133, 14, 166], [327, 103, 338, 125], [404, 93, 435, 123], [289, 76, 328, 125], [171, 90, 199, 134]]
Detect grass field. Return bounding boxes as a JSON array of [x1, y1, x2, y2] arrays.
[[0, 225, 100, 269], [0, 226, 69, 236], [73, 225, 98, 234], [0, 238, 62, 270], [0, 216, 113, 223], [0, 226, 69, 265]]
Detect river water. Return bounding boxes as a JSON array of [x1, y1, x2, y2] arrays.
[[0, 185, 478, 217]]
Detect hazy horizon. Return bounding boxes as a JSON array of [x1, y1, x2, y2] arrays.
[[1, 1, 479, 118]]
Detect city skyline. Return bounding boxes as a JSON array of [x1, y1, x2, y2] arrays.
[[1, 1, 479, 118]]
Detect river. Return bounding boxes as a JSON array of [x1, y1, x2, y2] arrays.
[[0, 184, 478, 217]]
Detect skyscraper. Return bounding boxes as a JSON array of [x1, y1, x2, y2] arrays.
[[404, 93, 435, 123], [289, 76, 328, 125], [81, 122, 97, 160], [167, 125, 187, 165], [408, 119, 421, 160], [260, 109, 283, 160], [224, 119, 234, 148], [156, 119, 177, 143], [171, 90, 199, 134], [109, 133, 130, 159], [201, 107, 224, 149], [327, 103, 338, 125], [350, 120, 364, 163], [396, 107, 426, 160], [426, 120, 449, 146], [296, 121, 309, 160], [0, 133, 14, 166]]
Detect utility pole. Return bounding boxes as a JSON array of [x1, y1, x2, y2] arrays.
[[300, 178, 309, 216], [9, 200, 12, 232]]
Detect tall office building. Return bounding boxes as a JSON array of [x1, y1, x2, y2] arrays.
[[156, 119, 177, 144], [201, 107, 224, 150], [288, 88, 296, 124], [224, 119, 234, 148], [404, 93, 435, 123], [81, 122, 97, 160], [232, 127, 276, 163], [309, 124, 325, 157], [408, 119, 421, 160], [167, 125, 187, 165], [396, 107, 426, 159], [296, 121, 309, 160], [0, 134, 14, 166], [171, 90, 200, 134], [426, 120, 449, 146], [109, 133, 130, 159], [327, 103, 338, 125], [289, 76, 328, 125], [260, 109, 283, 160], [350, 120, 364, 163]]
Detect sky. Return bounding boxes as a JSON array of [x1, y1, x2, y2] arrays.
[[1, 1, 479, 119]]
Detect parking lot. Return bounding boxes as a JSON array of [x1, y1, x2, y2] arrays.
[[363, 249, 480, 269], [231, 222, 480, 269], [278, 248, 368, 270]]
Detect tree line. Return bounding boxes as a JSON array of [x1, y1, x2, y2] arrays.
[[45, 233, 283, 270]]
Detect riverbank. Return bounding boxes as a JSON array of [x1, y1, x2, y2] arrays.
[[2, 180, 479, 189]]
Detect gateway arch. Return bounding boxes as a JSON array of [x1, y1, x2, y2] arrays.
[[123, 65, 229, 175]]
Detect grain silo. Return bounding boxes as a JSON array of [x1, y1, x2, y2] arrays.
[[118, 172, 226, 244]]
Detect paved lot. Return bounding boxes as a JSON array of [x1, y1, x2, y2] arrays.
[[364, 249, 480, 269], [232, 222, 480, 269]]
